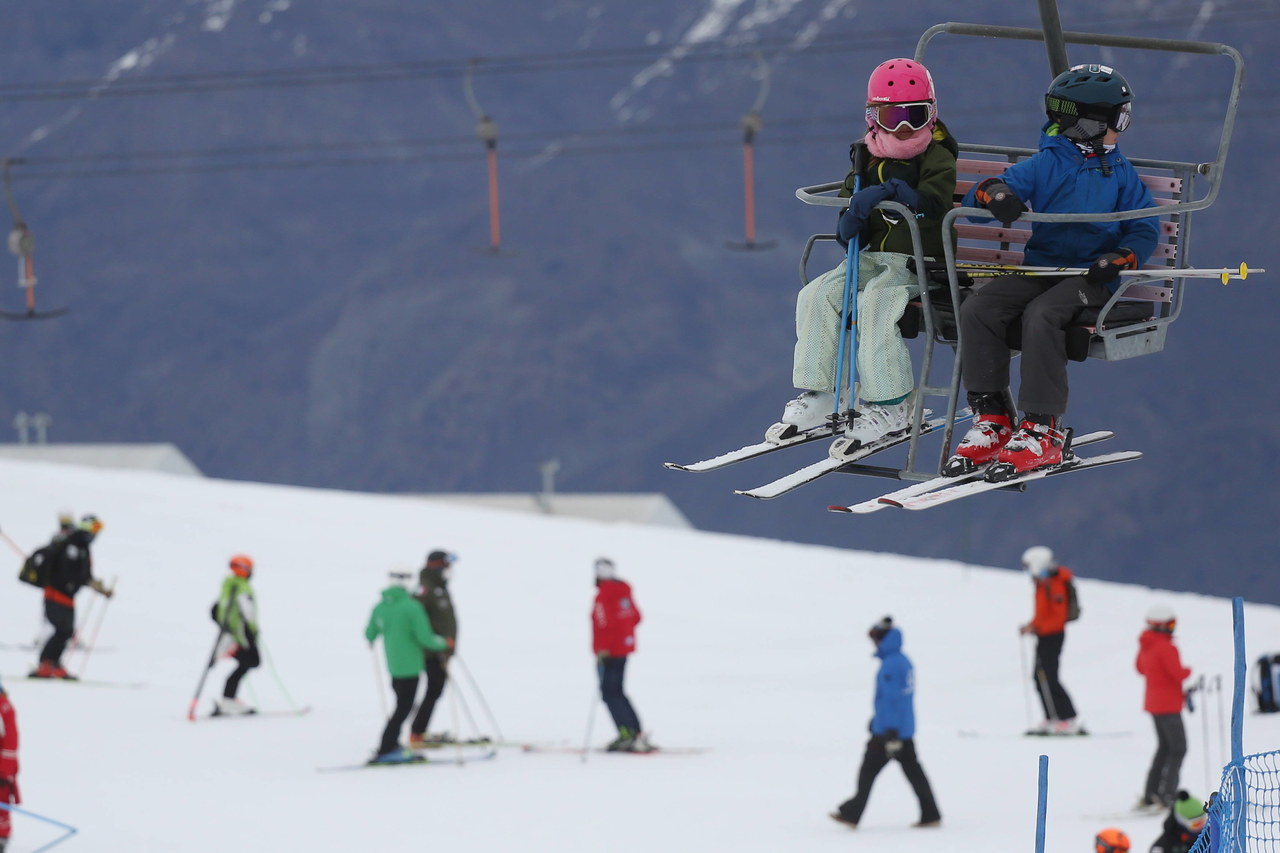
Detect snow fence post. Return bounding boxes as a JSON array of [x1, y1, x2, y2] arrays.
[[1035, 754, 1049, 853]]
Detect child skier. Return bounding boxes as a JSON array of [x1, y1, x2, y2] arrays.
[[0, 677, 17, 853], [212, 554, 261, 716], [592, 557, 653, 753], [31, 514, 111, 680], [1150, 792, 1207, 853], [1021, 546, 1082, 734], [365, 570, 448, 763], [779, 57, 958, 457], [946, 63, 1159, 480], [1096, 828, 1131, 853], [1136, 607, 1192, 810]]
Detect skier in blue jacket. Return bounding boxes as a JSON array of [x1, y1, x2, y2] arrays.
[[832, 617, 941, 829], [946, 64, 1160, 481]]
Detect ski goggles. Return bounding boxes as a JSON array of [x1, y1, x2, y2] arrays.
[[866, 101, 936, 132], [1045, 95, 1131, 133]]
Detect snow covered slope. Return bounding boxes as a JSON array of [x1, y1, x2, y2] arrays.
[[0, 458, 1276, 852]]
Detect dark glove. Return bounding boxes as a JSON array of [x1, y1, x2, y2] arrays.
[[974, 178, 1027, 226], [836, 179, 921, 249], [1084, 249, 1137, 286]]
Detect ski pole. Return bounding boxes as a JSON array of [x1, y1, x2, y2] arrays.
[[0, 802, 79, 852], [188, 621, 230, 721], [446, 660, 465, 766], [1194, 675, 1210, 794], [453, 654, 505, 743], [258, 637, 301, 712], [954, 262, 1264, 285], [1017, 634, 1035, 729], [1214, 674, 1227, 770], [583, 663, 603, 764], [369, 642, 389, 719], [0, 525, 26, 559], [445, 658, 485, 741], [75, 575, 116, 679], [832, 166, 863, 421]]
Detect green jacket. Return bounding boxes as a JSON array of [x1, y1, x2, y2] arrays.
[[840, 120, 959, 259], [365, 586, 447, 678], [215, 575, 257, 647], [415, 566, 457, 656]]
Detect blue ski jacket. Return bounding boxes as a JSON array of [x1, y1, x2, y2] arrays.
[[870, 627, 916, 739], [962, 124, 1160, 286]]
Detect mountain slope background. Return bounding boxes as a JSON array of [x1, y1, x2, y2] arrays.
[[1, 457, 1278, 851], [0, 1, 1276, 601]]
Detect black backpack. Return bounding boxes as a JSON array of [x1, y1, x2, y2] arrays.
[[1065, 578, 1082, 622], [18, 544, 54, 588]]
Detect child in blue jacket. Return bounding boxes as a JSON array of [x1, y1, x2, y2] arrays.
[[946, 64, 1160, 480], [832, 617, 941, 829]]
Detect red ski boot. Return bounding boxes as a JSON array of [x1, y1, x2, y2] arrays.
[[942, 413, 1013, 476], [985, 420, 1068, 482]]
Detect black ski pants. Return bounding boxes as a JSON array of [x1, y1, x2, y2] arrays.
[[836, 736, 941, 825], [39, 599, 75, 666], [378, 675, 420, 756], [960, 274, 1111, 416], [1034, 631, 1077, 721], [410, 655, 448, 736], [1144, 712, 1187, 806], [598, 655, 642, 735], [223, 643, 261, 699]]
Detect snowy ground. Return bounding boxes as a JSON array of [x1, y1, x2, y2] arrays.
[[0, 458, 1277, 852]]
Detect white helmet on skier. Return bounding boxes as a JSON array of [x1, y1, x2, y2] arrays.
[[1022, 545, 1055, 577], [1145, 605, 1177, 632]]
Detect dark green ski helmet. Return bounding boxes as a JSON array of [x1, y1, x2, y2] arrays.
[[1044, 64, 1133, 141]]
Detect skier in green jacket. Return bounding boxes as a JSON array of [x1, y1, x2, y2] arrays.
[[213, 554, 260, 716], [365, 570, 448, 763]]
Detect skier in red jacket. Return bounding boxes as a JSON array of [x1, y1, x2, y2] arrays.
[[0, 677, 20, 853], [1020, 546, 1080, 734], [1135, 606, 1192, 811], [591, 558, 653, 753]]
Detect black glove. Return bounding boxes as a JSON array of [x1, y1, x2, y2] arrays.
[[974, 178, 1027, 226], [1083, 248, 1137, 286]]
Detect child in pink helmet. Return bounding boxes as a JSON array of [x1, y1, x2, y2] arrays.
[[782, 58, 958, 457]]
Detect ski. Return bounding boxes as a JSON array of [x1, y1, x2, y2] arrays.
[[828, 430, 1115, 514], [664, 420, 844, 473], [201, 706, 313, 721], [892, 450, 1142, 510], [12, 675, 146, 689], [520, 743, 708, 756], [317, 747, 497, 772], [734, 411, 968, 500], [958, 729, 1132, 739]]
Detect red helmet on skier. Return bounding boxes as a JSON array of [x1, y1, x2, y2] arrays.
[[1096, 828, 1131, 853], [229, 554, 254, 578]]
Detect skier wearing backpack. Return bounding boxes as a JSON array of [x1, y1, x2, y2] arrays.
[[409, 550, 458, 747], [944, 64, 1159, 481], [0, 677, 18, 853], [832, 617, 942, 829], [1136, 608, 1192, 810], [778, 57, 958, 454], [1020, 546, 1082, 735], [31, 515, 111, 680], [365, 570, 449, 763], [211, 554, 261, 716]]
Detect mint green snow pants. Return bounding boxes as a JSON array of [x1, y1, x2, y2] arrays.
[[792, 252, 921, 403]]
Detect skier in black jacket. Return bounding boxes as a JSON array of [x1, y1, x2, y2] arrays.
[[409, 550, 458, 746], [1150, 791, 1207, 853], [31, 515, 112, 680]]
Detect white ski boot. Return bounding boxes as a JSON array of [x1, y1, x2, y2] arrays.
[[828, 399, 912, 461], [214, 696, 255, 716], [767, 391, 837, 444]]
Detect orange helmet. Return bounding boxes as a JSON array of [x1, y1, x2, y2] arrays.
[[229, 554, 254, 578], [1096, 828, 1131, 853]]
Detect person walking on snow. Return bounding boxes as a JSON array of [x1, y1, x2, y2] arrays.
[[409, 550, 459, 747], [944, 64, 1159, 481], [1150, 791, 1207, 853], [832, 617, 941, 830], [1136, 607, 1192, 810], [31, 515, 111, 680], [366, 570, 448, 763], [1021, 546, 1082, 734], [212, 554, 261, 716], [592, 557, 653, 753], [0, 677, 19, 853], [779, 57, 958, 455]]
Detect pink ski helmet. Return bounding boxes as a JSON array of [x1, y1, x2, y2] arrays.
[[867, 58, 935, 104]]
